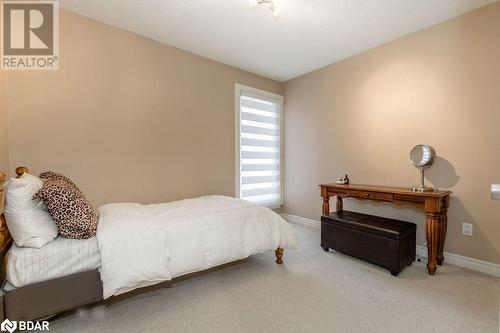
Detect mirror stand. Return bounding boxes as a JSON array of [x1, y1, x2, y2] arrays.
[[412, 168, 434, 192]]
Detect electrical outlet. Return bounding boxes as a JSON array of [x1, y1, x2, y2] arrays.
[[462, 223, 473, 237]]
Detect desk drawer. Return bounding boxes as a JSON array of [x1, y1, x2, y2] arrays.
[[328, 188, 347, 196], [349, 190, 394, 202]]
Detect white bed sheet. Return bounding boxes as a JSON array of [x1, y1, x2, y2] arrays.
[[98, 195, 298, 298], [6, 236, 101, 288]]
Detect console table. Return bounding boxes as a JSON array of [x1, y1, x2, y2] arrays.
[[319, 183, 451, 275]]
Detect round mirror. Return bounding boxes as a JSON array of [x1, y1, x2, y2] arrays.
[[410, 145, 435, 170], [409, 144, 436, 192]]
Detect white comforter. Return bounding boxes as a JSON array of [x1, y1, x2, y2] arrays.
[[97, 195, 298, 299]]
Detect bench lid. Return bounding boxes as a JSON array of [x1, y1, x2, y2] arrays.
[[321, 211, 417, 240]]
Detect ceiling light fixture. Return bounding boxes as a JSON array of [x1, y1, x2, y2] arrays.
[[249, 0, 281, 17]]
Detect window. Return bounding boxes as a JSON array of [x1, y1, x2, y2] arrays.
[[235, 84, 283, 208]]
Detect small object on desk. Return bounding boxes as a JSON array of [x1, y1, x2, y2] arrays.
[[335, 174, 350, 185]]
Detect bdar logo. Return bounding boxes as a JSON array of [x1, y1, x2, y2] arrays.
[[1, 319, 49, 332], [1, 0, 59, 70], [0, 319, 17, 333]]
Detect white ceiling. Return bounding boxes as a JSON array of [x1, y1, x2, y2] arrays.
[[59, 0, 497, 82]]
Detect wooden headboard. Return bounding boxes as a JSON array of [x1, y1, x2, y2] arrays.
[[0, 170, 12, 285]]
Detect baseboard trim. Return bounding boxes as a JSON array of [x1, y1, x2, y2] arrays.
[[416, 245, 500, 277], [282, 213, 500, 278], [281, 213, 320, 229]]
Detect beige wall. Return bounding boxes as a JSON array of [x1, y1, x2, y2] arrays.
[[3, 10, 282, 206], [0, 70, 8, 175], [284, 3, 500, 263]]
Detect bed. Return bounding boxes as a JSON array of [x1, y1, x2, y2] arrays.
[[6, 236, 100, 289], [0, 167, 298, 321]]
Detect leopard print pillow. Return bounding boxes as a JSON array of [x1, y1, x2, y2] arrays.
[[39, 171, 77, 188], [34, 176, 98, 239]]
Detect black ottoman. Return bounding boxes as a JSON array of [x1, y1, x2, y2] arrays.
[[321, 211, 416, 276]]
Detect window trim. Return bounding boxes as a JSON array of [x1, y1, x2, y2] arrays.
[[235, 84, 284, 208]]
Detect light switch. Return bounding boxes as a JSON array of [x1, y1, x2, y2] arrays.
[[492, 184, 500, 200]]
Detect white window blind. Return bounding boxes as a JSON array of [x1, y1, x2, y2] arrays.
[[236, 85, 283, 207]]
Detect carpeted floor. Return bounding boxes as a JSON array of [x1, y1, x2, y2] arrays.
[[49, 223, 499, 333]]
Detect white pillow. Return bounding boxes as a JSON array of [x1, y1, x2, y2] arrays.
[[3, 173, 58, 248]]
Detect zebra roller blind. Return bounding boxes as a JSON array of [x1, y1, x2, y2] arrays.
[[237, 87, 283, 207]]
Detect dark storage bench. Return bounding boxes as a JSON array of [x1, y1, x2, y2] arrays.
[[321, 211, 416, 276]]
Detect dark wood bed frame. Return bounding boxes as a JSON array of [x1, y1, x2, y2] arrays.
[[0, 167, 285, 321]]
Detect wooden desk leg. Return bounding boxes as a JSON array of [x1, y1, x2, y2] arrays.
[[322, 196, 330, 215], [436, 197, 449, 265], [426, 212, 440, 275], [275, 248, 284, 264], [336, 196, 343, 211]]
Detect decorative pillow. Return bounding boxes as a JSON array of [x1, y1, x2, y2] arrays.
[[3, 173, 58, 248], [34, 174, 98, 239], [39, 171, 77, 188]]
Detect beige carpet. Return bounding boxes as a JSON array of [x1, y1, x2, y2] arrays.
[[49, 223, 499, 333]]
